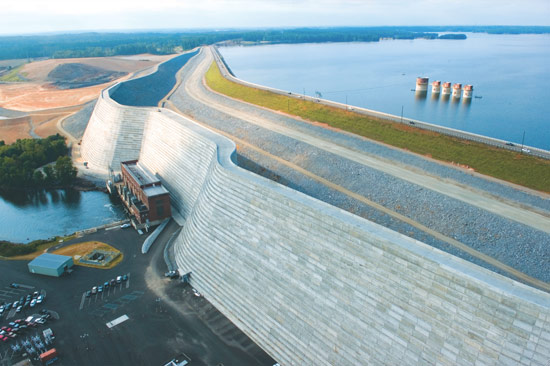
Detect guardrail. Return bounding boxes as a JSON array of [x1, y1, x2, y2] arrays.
[[211, 46, 550, 160]]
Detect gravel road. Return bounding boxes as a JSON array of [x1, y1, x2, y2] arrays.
[[164, 48, 550, 286]]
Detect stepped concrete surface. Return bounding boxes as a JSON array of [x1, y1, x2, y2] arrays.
[[81, 48, 550, 366]]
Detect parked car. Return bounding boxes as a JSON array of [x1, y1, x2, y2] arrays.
[[120, 223, 131, 229], [10, 283, 19, 289], [37, 295, 44, 304], [30, 299, 37, 308], [116, 276, 122, 284], [16, 306, 22, 313], [98, 286, 103, 293], [110, 279, 116, 286], [91, 286, 98, 294], [85, 291, 91, 297], [104, 281, 109, 288], [122, 274, 128, 281]]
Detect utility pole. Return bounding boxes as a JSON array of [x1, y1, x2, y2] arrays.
[[401, 105, 404, 123], [521, 130, 526, 152], [345, 95, 348, 109]]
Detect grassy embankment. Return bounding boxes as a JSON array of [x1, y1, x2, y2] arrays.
[[0, 238, 122, 269], [0, 65, 26, 82], [205, 62, 550, 193], [0, 235, 76, 259], [53, 241, 123, 269]]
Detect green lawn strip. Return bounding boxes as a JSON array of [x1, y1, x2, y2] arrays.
[[206, 62, 550, 193], [0, 234, 77, 259], [0, 65, 25, 82]]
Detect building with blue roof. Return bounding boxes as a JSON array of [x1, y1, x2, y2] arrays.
[[28, 253, 74, 277]]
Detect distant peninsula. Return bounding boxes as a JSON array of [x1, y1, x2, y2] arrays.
[[0, 26, 547, 61], [438, 33, 467, 40]]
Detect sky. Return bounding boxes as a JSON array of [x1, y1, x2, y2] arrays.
[[1, 0, 549, 35]]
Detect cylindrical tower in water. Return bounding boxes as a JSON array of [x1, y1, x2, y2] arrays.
[[452, 83, 462, 98], [442, 82, 452, 95], [416, 77, 429, 92], [463, 84, 474, 98], [432, 80, 441, 94]]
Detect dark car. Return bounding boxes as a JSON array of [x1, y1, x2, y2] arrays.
[[9, 283, 19, 289], [104, 281, 109, 288], [122, 274, 128, 281], [505, 142, 515, 146]]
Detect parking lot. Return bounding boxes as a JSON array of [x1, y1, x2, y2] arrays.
[[0, 221, 275, 366]]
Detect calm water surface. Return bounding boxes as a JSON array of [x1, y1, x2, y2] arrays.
[[0, 189, 125, 243], [220, 33, 550, 150]]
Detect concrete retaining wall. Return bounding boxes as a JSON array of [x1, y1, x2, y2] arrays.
[[81, 51, 550, 366]]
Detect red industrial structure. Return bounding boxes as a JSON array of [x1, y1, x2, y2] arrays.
[[119, 160, 171, 225]]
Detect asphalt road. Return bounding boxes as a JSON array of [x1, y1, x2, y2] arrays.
[[0, 223, 275, 366]]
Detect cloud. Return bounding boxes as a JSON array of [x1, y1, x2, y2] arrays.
[[1, 0, 549, 35]]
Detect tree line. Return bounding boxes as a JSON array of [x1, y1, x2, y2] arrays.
[[0, 135, 77, 189], [1, 26, 548, 61]]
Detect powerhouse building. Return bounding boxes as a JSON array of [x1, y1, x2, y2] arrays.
[[119, 160, 171, 225]]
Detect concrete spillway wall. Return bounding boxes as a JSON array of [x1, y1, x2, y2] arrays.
[[81, 59, 550, 366]]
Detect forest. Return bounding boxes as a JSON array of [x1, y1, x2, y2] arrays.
[[0, 26, 548, 60], [0, 135, 77, 189]]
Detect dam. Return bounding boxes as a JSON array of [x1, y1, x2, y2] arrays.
[[81, 49, 550, 365]]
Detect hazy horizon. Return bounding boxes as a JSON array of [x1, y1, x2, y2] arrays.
[[2, 0, 549, 36]]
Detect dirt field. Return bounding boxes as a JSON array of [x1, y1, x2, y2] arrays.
[[21, 54, 172, 82], [0, 54, 174, 141]]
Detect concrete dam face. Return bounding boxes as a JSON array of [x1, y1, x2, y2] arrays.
[[81, 52, 550, 366]]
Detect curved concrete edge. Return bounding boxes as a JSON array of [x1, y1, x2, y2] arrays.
[[211, 46, 550, 159], [141, 218, 170, 254]]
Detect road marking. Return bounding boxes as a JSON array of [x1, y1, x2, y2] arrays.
[[125, 273, 130, 289], [16, 284, 34, 290], [167, 100, 550, 293], [78, 293, 86, 311], [106, 314, 129, 328]]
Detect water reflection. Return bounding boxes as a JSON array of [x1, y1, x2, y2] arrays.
[[414, 91, 427, 100], [0, 188, 125, 243], [0, 189, 82, 207]]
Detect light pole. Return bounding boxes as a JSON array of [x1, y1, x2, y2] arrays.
[[521, 130, 526, 152], [401, 105, 404, 123]]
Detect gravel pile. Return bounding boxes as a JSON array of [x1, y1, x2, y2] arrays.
[[169, 53, 550, 285]]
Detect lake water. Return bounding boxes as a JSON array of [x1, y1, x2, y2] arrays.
[[219, 33, 550, 150], [0, 189, 125, 243]]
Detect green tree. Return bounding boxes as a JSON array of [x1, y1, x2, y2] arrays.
[[54, 156, 77, 185], [43, 165, 56, 185], [32, 170, 44, 186]]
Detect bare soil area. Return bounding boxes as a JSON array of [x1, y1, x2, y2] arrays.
[[21, 54, 172, 82], [0, 54, 173, 140]]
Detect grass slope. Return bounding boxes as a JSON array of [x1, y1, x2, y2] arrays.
[[0, 65, 25, 82], [205, 62, 550, 193]]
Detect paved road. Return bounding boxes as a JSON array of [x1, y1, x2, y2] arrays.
[[183, 47, 550, 234]]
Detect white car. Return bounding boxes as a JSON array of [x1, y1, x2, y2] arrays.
[[120, 223, 131, 229], [30, 299, 37, 308]]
